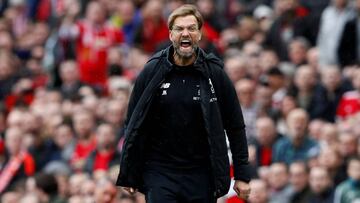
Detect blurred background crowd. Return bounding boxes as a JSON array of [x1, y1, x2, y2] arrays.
[[1, 0, 360, 202]]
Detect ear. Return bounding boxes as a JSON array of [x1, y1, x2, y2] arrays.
[[198, 33, 202, 41], [169, 30, 174, 42]]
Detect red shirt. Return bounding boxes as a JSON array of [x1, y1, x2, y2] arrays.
[[260, 147, 272, 166], [76, 21, 124, 87], [336, 90, 360, 119], [71, 138, 97, 164], [139, 18, 168, 53], [93, 150, 115, 171]]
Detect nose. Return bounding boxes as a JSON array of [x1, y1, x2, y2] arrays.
[[181, 28, 190, 36]]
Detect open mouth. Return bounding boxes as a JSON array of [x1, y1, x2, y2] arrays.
[[180, 39, 192, 48]]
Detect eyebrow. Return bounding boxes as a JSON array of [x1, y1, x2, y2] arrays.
[[173, 24, 198, 28]]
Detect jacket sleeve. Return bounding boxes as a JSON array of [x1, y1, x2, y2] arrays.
[[121, 59, 160, 138], [216, 68, 251, 183]]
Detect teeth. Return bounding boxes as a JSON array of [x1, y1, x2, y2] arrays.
[[181, 40, 191, 43]]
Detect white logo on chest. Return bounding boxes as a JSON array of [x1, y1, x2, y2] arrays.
[[161, 83, 171, 89]]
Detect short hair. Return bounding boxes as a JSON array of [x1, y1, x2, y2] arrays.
[[34, 173, 58, 196], [167, 4, 203, 30], [348, 156, 360, 165]]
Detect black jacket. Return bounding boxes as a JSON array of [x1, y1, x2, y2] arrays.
[[116, 46, 250, 198], [338, 17, 358, 67]]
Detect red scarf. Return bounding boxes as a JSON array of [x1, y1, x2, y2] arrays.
[[0, 151, 26, 193]]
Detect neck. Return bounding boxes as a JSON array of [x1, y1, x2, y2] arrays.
[[99, 147, 113, 154], [292, 136, 304, 147], [173, 52, 196, 66]]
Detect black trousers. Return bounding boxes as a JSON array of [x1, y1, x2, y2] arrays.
[[143, 166, 216, 203]]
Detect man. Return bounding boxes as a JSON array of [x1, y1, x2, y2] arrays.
[[94, 178, 118, 203], [317, 0, 354, 65], [337, 69, 360, 120], [59, 1, 124, 88], [83, 123, 121, 174], [268, 162, 293, 203], [334, 156, 360, 203], [235, 78, 258, 143], [248, 179, 269, 203], [254, 117, 281, 166], [116, 4, 251, 202], [33, 173, 66, 203], [289, 161, 312, 203], [0, 127, 35, 193], [308, 166, 335, 203], [273, 108, 318, 164]]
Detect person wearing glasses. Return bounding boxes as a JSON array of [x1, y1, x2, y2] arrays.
[[116, 4, 251, 203]]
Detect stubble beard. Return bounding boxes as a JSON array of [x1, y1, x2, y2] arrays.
[[173, 42, 198, 59]]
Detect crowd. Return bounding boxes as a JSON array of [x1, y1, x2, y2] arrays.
[[0, 0, 360, 202]]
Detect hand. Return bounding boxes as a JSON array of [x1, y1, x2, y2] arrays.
[[233, 180, 251, 200], [122, 187, 137, 195]]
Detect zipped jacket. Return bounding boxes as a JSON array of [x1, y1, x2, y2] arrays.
[[116, 46, 250, 198]]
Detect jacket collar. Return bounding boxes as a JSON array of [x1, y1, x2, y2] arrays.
[[163, 45, 210, 78]]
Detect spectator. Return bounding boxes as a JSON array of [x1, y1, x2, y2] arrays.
[[133, 0, 169, 53], [265, 67, 287, 110], [289, 161, 312, 203], [306, 47, 319, 71], [70, 108, 96, 171], [268, 162, 293, 203], [254, 116, 281, 166], [84, 123, 121, 174], [236, 17, 259, 48], [243, 41, 262, 80], [338, 132, 359, 160], [288, 65, 318, 118], [317, 0, 354, 66], [334, 156, 360, 203], [318, 146, 347, 185], [256, 83, 276, 118], [337, 69, 360, 120], [0, 127, 35, 193], [318, 123, 339, 148], [49, 123, 75, 162], [25, 111, 58, 171], [104, 98, 127, 126], [94, 178, 117, 203], [235, 78, 258, 143], [112, 0, 141, 46], [263, 0, 308, 61], [309, 166, 335, 203], [308, 119, 325, 141], [33, 173, 66, 203], [68, 173, 89, 197], [58, 60, 83, 100], [224, 53, 248, 83], [248, 179, 269, 203], [273, 108, 318, 164], [59, 1, 124, 89], [275, 94, 298, 135], [0, 50, 20, 102], [288, 37, 310, 66], [338, 0, 360, 67], [312, 65, 352, 122]]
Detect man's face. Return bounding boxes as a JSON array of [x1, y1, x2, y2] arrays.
[[268, 163, 288, 190], [287, 111, 308, 140], [348, 160, 360, 181], [289, 163, 308, 192], [309, 167, 331, 194], [170, 15, 201, 59]]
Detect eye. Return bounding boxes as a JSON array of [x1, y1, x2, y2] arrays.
[[188, 26, 198, 32]]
